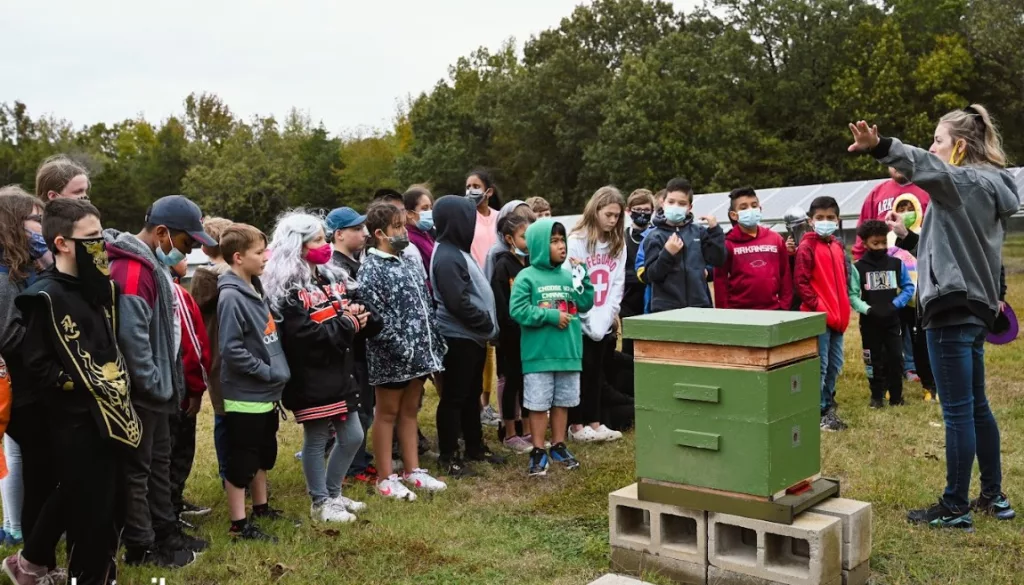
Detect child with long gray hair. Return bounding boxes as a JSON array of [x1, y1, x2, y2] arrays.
[[263, 210, 380, 522]]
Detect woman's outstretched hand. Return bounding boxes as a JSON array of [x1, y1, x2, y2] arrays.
[[848, 121, 881, 153]]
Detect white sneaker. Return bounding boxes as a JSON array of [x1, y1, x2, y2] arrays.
[[331, 495, 367, 513], [312, 501, 356, 523], [596, 424, 623, 442], [403, 468, 447, 492], [377, 474, 417, 501], [569, 425, 601, 443], [480, 405, 501, 427]]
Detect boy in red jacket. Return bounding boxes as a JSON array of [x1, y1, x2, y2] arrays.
[[794, 196, 851, 432], [851, 167, 929, 261], [714, 187, 792, 310], [169, 261, 213, 522]]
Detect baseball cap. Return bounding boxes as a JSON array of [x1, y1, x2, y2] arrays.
[[145, 195, 217, 247], [326, 207, 367, 232]]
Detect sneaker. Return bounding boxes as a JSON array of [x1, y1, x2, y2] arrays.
[[311, 501, 356, 523], [569, 425, 601, 443], [3, 531, 22, 546], [440, 456, 477, 478], [890, 399, 905, 406], [377, 474, 417, 501], [820, 409, 848, 432], [331, 495, 368, 513], [404, 468, 448, 492], [549, 442, 581, 470], [229, 522, 278, 543], [180, 501, 212, 517], [467, 446, 507, 465], [46, 568, 68, 585], [294, 450, 303, 460], [527, 448, 549, 477], [596, 424, 623, 442], [971, 492, 1016, 520], [3, 552, 48, 585], [906, 371, 921, 383], [503, 435, 534, 454], [178, 516, 197, 531], [351, 471, 376, 484], [159, 524, 209, 553], [924, 389, 939, 403], [869, 398, 884, 409], [907, 501, 974, 530], [124, 545, 197, 567], [480, 405, 501, 427], [252, 506, 302, 527]]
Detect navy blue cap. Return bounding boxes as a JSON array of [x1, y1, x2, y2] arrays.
[[145, 195, 216, 247], [326, 207, 367, 232]]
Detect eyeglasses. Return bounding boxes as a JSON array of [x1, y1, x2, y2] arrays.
[[26, 214, 43, 223]]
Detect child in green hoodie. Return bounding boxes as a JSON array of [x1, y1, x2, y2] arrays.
[[509, 219, 595, 476]]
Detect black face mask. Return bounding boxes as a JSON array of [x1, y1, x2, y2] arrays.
[[389, 234, 411, 253], [866, 248, 889, 261], [71, 237, 114, 306], [631, 211, 652, 228]]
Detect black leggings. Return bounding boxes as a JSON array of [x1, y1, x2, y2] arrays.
[[498, 347, 526, 421], [437, 338, 486, 460], [571, 333, 615, 426]]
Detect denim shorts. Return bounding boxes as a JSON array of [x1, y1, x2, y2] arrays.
[[523, 372, 580, 412]]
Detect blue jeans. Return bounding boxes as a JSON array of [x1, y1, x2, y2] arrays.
[[302, 415, 364, 504], [214, 414, 229, 482], [927, 324, 1003, 512], [818, 329, 845, 413], [902, 322, 916, 373], [1, 435, 23, 534]]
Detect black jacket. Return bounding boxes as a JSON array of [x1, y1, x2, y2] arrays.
[[279, 270, 381, 421], [490, 249, 527, 369], [638, 211, 726, 312], [623, 226, 646, 317], [430, 195, 498, 345]]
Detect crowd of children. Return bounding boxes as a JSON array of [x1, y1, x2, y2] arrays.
[[0, 111, 1018, 581]]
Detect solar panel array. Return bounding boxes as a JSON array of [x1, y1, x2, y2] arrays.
[[553, 167, 1024, 233]]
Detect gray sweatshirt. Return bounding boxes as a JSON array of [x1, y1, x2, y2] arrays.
[[104, 229, 185, 413], [217, 271, 290, 404], [876, 138, 1021, 329]]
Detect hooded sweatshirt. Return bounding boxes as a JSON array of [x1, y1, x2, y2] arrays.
[[104, 229, 185, 413], [484, 200, 528, 280], [564, 233, 625, 341], [431, 195, 499, 346], [852, 179, 930, 260], [191, 261, 232, 414], [509, 219, 595, 374], [849, 249, 915, 325], [873, 137, 1021, 329], [794, 232, 851, 333], [216, 271, 290, 407], [714, 225, 793, 310], [637, 210, 726, 313]]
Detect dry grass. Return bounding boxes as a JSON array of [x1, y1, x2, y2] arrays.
[[5, 243, 1024, 584]]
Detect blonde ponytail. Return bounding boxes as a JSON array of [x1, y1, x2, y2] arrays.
[[939, 104, 1007, 168]]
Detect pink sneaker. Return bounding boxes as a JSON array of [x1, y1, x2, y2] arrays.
[[3, 553, 48, 585], [503, 435, 534, 454]]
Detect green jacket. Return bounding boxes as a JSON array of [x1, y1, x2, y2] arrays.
[[509, 219, 595, 374]]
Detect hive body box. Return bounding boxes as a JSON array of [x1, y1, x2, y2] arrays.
[[625, 308, 826, 498]]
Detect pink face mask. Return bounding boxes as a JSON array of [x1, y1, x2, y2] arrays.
[[305, 243, 333, 265]]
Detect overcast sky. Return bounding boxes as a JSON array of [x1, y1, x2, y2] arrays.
[[2, 0, 699, 135]]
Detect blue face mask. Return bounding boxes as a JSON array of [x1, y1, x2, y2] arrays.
[[416, 210, 434, 231], [155, 240, 186, 267], [737, 208, 762, 229], [27, 230, 49, 260], [813, 221, 838, 238], [663, 205, 689, 224], [514, 246, 529, 257]]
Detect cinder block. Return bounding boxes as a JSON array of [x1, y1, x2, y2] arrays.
[[588, 574, 656, 585], [611, 546, 706, 585], [841, 561, 870, 585], [708, 512, 842, 585], [810, 498, 872, 570], [708, 566, 841, 585], [610, 483, 708, 564]]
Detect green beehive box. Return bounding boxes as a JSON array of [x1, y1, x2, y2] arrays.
[[625, 309, 826, 498]]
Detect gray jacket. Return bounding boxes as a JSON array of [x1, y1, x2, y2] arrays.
[[104, 229, 185, 413], [877, 138, 1021, 328], [217, 271, 290, 404]]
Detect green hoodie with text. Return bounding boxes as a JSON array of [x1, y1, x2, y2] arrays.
[[509, 219, 595, 374]]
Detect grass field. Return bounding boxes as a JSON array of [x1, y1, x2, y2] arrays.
[[8, 242, 1024, 585]]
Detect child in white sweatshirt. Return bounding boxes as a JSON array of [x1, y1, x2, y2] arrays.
[[564, 186, 627, 443]]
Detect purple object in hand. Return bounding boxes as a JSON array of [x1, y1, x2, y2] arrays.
[[987, 302, 1019, 345]]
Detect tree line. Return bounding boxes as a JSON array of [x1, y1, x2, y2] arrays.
[[2, 0, 1021, 231]]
